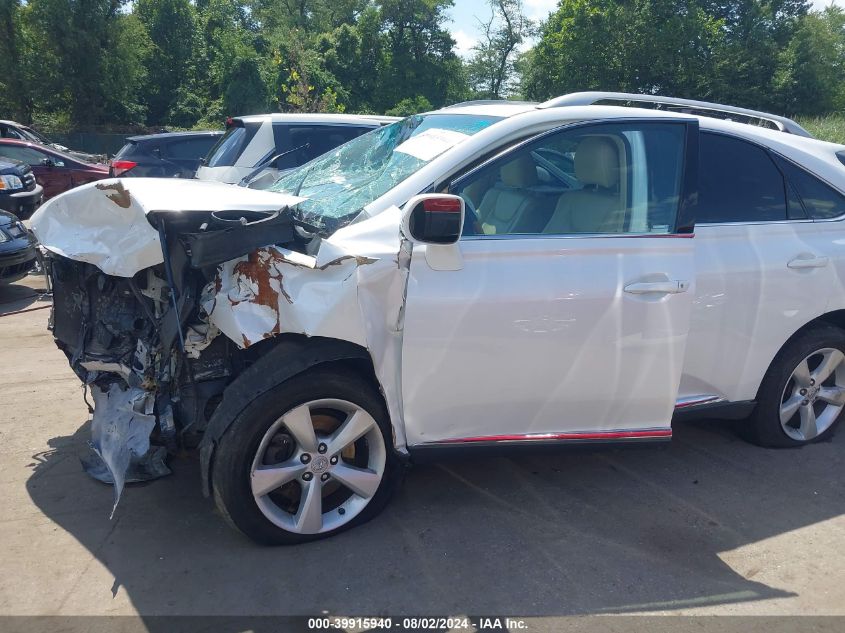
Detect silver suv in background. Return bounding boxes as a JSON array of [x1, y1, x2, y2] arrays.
[[196, 113, 399, 186]]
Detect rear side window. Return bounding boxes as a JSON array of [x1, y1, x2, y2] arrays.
[[773, 155, 845, 220], [275, 125, 374, 169], [1, 127, 27, 140], [206, 124, 257, 167], [164, 137, 219, 160], [113, 141, 141, 159], [698, 133, 787, 223]]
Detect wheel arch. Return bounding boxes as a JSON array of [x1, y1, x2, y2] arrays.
[[753, 309, 845, 400], [199, 333, 400, 497]]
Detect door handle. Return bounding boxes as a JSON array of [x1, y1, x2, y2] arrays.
[[788, 255, 829, 269], [624, 280, 690, 295]]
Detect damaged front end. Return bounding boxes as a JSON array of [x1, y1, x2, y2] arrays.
[[36, 179, 314, 513], [33, 177, 411, 516]]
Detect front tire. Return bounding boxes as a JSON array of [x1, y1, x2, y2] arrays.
[[212, 366, 402, 545], [747, 324, 845, 447]]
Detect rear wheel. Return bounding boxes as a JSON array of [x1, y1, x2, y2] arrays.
[[212, 366, 402, 544], [747, 325, 845, 447]]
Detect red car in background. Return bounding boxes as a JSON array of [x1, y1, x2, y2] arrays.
[[0, 139, 109, 202]]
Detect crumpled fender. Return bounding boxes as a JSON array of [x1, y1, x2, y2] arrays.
[[198, 206, 413, 490]]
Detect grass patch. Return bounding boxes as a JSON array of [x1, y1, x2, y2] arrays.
[[797, 114, 845, 144]]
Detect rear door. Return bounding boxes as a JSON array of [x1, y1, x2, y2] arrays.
[[401, 119, 699, 447]]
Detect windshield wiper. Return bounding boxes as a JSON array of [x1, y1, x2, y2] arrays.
[[293, 160, 318, 197], [238, 143, 310, 188]]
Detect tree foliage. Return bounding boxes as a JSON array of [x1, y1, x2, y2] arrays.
[[3, 0, 845, 131], [468, 0, 535, 98], [520, 0, 844, 117]]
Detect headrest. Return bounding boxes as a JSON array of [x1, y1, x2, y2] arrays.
[[500, 155, 538, 188], [575, 137, 619, 189]]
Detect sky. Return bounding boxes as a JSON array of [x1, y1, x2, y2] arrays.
[[446, 0, 845, 59]]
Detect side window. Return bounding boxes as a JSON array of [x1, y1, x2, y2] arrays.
[[772, 155, 845, 220], [698, 133, 787, 223], [206, 124, 256, 168], [452, 122, 687, 237], [0, 145, 48, 165], [2, 128, 27, 140], [276, 125, 372, 169], [163, 137, 218, 160]]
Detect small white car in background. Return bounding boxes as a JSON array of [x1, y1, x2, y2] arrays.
[[31, 93, 845, 544], [195, 113, 399, 185]]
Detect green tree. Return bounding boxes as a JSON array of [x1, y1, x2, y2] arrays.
[[385, 95, 433, 116], [191, 0, 266, 124], [467, 0, 534, 99], [773, 7, 845, 115], [26, 0, 148, 126], [704, 0, 809, 109], [0, 0, 38, 122], [136, 0, 198, 125], [378, 0, 467, 111], [522, 0, 723, 101]]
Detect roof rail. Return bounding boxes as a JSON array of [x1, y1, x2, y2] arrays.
[[537, 92, 812, 137]]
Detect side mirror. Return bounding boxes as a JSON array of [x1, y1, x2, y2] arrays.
[[401, 194, 465, 271], [401, 194, 464, 245]]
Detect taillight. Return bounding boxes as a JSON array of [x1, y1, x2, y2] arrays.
[[110, 160, 137, 176]]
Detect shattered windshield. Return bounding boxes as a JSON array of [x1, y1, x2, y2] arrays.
[[268, 113, 501, 234]]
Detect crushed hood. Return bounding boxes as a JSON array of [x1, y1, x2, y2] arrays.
[[30, 178, 303, 277]]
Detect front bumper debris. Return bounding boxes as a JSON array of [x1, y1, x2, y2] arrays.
[[82, 384, 171, 517]]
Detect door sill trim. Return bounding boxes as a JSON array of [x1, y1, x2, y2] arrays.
[[420, 428, 672, 445], [408, 429, 672, 462]]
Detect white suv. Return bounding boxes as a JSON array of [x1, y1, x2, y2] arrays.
[[195, 113, 398, 184], [32, 93, 845, 544]]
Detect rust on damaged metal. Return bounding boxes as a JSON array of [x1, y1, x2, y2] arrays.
[[94, 181, 132, 208], [229, 249, 298, 341]]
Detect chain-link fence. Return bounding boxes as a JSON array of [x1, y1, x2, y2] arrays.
[[49, 132, 131, 157]]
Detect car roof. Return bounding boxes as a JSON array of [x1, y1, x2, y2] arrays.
[[436, 100, 842, 153], [126, 130, 225, 142], [0, 120, 24, 127], [438, 101, 540, 117], [234, 113, 400, 125], [0, 137, 95, 162]]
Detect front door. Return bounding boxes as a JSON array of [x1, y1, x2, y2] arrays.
[[401, 119, 698, 447]]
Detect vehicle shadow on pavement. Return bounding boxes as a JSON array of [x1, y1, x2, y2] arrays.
[[26, 417, 844, 617], [0, 278, 50, 315]]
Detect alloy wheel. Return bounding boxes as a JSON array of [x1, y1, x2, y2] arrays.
[[779, 347, 845, 442], [249, 398, 386, 534]]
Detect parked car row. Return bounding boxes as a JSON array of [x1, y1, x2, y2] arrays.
[[0, 113, 401, 287], [0, 156, 39, 284]]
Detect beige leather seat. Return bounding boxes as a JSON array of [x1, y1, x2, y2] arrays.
[[475, 155, 544, 235], [544, 137, 626, 234]]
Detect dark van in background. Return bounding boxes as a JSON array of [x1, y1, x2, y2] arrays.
[[110, 130, 223, 179]]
